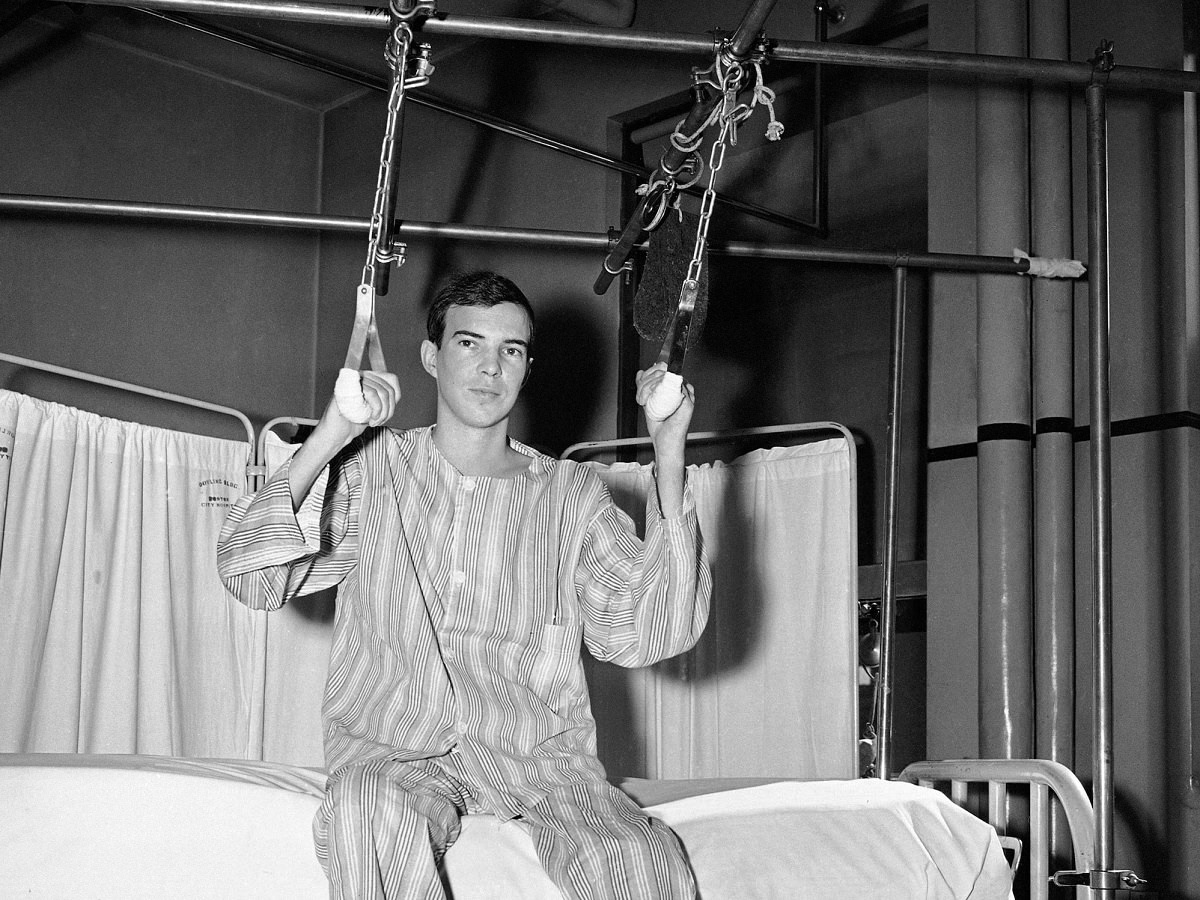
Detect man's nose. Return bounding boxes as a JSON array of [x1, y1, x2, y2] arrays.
[[479, 352, 502, 376]]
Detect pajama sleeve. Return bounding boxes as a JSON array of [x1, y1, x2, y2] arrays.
[[216, 448, 361, 611], [577, 475, 712, 668]]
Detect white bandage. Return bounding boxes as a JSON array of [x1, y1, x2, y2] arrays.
[[1014, 248, 1086, 279], [645, 371, 684, 422], [334, 368, 372, 424]]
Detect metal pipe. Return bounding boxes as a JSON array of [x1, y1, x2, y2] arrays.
[[711, 243, 1031, 272], [0, 193, 1055, 274], [63, 0, 1200, 94], [810, 4, 829, 236], [975, 1, 1033, 763], [1185, 18, 1200, 804], [132, 10, 812, 234], [592, 0, 779, 293], [1085, 70, 1116, 896], [1028, 0, 1075, 862], [726, 0, 778, 60], [0, 192, 605, 243], [874, 264, 907, 780]]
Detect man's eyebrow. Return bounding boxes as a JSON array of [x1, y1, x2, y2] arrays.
[[450, 329, 528, 349]]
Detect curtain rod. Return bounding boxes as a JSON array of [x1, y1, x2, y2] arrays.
[[67, 0, 1200, 94], [0, 350, 256, 453], [561, 421, 855, 461], [0, 192, 1038, 275]]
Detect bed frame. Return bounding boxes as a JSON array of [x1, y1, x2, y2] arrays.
[[0, 751, 1089, 899], [900, 758, 1096, 900]]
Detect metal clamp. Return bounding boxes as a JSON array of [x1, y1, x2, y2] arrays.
[[1089, 39, 1115, 84], [1051, 868, 1147, 891]]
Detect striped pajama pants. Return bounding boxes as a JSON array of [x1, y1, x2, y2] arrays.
[[312, 757, 696, 900]]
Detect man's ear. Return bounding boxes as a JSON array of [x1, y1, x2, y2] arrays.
[[420, 340, 438, 378], [522, 357, 533, 387]]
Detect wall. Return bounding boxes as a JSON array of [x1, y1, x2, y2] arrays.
[[0, 7, 324, 436]]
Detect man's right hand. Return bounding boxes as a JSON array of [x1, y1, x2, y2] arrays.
[[288, 371, 400, 509], [325, 370, 402, 443]]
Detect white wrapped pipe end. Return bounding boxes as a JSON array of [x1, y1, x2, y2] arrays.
[[1014, 248, 1086, 279], [335, 368, 372, 424], [644, 370, 684, 422]]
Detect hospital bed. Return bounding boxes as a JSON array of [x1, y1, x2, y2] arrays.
[[0, 751, 1087, 899]]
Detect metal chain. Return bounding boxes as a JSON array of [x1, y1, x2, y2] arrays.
[[362, 22, 412, 284], [361, 1, 435, 285], [684, 114, 733, 287]]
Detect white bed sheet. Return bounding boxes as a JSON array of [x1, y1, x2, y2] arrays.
[[0, 754, 1012, 900]]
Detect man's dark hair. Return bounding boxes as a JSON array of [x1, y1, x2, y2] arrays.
[[426, 271, 535, 350]]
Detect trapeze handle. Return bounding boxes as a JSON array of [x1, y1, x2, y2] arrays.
[[644, 370, 684, 421]]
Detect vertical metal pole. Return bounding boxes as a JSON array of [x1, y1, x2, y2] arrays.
[[1085, 71, 1115, 897], [1029, 0, 1075, 862], [875, 264, 907, 780], [975, 0, 1034, 762], [811, 3, 830, 236]]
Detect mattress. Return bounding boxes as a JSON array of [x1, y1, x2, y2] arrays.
[[0, 754, 1013, 899]]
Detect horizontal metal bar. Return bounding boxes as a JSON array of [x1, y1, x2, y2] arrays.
[[65, 0, 1200, 94], [0, 192, 1049, 273], [134, 9, 814, 233], [561, 421, 853, 461], [0, 350, 256, 452], [0, 192, 605, 244], [712, 241, 1033, 273]]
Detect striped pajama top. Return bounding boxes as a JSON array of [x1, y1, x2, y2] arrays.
[[217, 425, 711, 820]]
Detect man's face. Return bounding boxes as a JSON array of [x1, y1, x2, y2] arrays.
[[421, 302, 532, 430]]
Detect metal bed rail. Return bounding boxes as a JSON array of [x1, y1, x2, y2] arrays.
[[561, 421, 855, 463], [0, 351, 258, 490], [900, 758, 1096, 900]]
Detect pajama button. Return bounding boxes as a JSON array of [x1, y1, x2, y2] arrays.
[[452, 571, 466, 585]]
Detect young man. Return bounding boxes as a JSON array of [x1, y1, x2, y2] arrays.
[[217, 271, 711, 900]]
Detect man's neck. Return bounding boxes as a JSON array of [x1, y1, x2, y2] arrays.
[[431, 419, 522, 477]]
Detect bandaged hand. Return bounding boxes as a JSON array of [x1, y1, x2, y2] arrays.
[[637, 363, 694, 436], [333, 369, 400, 430]]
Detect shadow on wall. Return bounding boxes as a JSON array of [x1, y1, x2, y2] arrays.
[[583, 445, 767, 779], [520, 299, 608, 456]]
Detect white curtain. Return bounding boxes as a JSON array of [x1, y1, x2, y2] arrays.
[[586, 439, 858, 781], [0, 390, 266, 758], [260, 433, 332, 767], [138, 431, 858, 775]]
